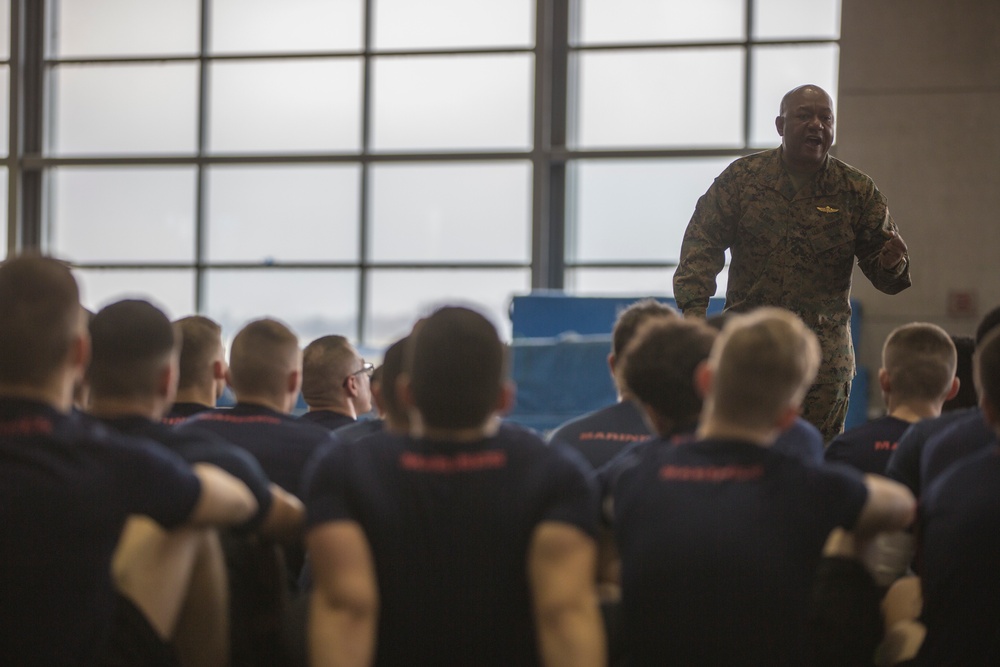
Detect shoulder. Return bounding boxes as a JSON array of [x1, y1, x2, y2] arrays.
[[826, 155, 879, 195]]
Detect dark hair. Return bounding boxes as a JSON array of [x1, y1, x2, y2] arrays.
[[975, 328, 1000, 417], [976, 305, 1000, 346], [174, 315, 223, 391], [89, 300, 177, 399], [619, 318, 716, 432], [379, 336, 409, 425], [881, 323, 957, 403], [406, 307, 505, 430], [612, 298, 677, 357], [943, 335, 977, 411], [0, 255, 81, 385], [301, 335, 355, 406]]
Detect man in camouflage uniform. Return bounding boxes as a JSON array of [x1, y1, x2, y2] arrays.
[[673, 84, 911, 442]]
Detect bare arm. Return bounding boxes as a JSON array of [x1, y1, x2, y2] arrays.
[[186, 463, 258, 527], [529, 521, 606, 667], [258, 483, 305, 544], [852, 474, 916, 540], [307, 521, 379, 667]]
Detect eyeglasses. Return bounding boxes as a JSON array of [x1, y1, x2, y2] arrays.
[[342, 361, 375, 388]]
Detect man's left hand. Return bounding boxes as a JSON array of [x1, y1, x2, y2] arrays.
[[880, 230, 908, 270]]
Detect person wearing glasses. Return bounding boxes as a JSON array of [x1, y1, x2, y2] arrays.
[[298, 335, 373, 432]]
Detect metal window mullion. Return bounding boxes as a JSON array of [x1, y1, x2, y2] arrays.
[[743, 0, 755, 149], [194, 0, 211, 312], [18, 0, 45, 251], [356, 0, 374, 344], [6, 0, 20, 255]]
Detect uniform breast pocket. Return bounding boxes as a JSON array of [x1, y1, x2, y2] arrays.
[[807, 219, 855, 273]]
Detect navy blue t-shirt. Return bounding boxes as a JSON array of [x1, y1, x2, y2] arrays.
[[304, 422, 598, 667], [185, 402, 334, 496], [0, 399, 202, 666], [921, 410, 996, 491], [297, 409, 355, 432], [772, 416, 825, 466], [98, 414, 274, 530], [915, 445, 1000, 665], [611, 437, 868, 666], [824, 415, 912, 474], [162, 401, 212, 426], [885, 407, 977, 497], [547, 399, 652, 470]]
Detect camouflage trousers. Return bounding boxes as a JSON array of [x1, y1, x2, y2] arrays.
[[801, 379, 852, 445]]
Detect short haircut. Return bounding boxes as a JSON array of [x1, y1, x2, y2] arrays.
[[943, 335, 977, 411], [301, 335, 357, 407], [975, 328, 1000, 416], [709, 307, 820, 429], [0, 254, 81, 386], [89, 300, 178, 399], [406, 306, 505, 430], [379, 335, 409, 425], [612, 298, 678, 357], [881, 323, 957, 403], [228, 319, 300, 397], [975, 304, 1000, 346], [619, 318, 717, 430], [174, 316, 223, 391]]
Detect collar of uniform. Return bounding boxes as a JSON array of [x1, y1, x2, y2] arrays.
[[770, 146, 840, 201]]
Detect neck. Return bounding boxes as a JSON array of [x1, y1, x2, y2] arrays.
[[235, 393, 290, 414], [887, 399, 942, 423], [89, 395, 163, 421], [780, 147, 826, 176], [697, 415, 778, 447], [412, 415, 500, 443], [0, 381, 73, 414], [172, 386, 217, 409], [306, 398, 356, 419]]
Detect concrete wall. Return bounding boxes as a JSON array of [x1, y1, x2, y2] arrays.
[[836, 0, 1000, 413]]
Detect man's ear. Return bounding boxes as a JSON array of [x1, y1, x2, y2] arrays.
[[878, 368, 891, 393], [158, 361, 177, 402], [607, 352, 617, 377], [287, 368, 301, 396], [496, 380, 516, 416], [343, 374, 358, 399], [212, 359, 226, 381], [775, 404, 799, 432], [775, 114, 785, 137], [694, 360, 713, 399], [945, 377, 961, 401], [396, 373, 414, 411]]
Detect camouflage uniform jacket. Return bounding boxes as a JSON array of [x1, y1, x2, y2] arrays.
[[673, 148, 911, 384]]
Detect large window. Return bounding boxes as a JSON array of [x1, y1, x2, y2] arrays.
[[8, 0, 840, 345]]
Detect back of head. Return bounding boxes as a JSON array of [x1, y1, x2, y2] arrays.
[[709, 307, 820, 429], [89, 300, 177, 399], [881, 323, 957, 403], [975, 304, 1000, 346], [406, 306, 505, 431], [379, 335, 410, 427], [619, 318, 717, 432], [173, 315, 223, 392], [612, 298, 678, 358], [976, 328, 1000, 422], [301, 335, 356, 407], [0, 254, 81, 387], [229, 318, 300, 398], [943, 335, 977, 411]]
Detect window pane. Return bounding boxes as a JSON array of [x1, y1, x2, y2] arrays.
[[204, 269, 359, 344], [211, 0, 364, 53], [371, 54, 533, 152], [749, 45, 839, 148], [208, 59, 362, 153], [50, 167, 196, 263], [569, 157, 736, 262], [52, 0, 199, 57], [51, 63, 198, 155], [753, 0, 841, 40], [565, 266, 729, 298], [0, 168, 7, 258], [576, 0, 744, 45], [574, 48, 744, 149], [366, 269, 528, 346], [369, 162, 531, 262], [0, 0, 9, 59], [206, 165, 361, 262], [0, 66, 8, 155], [75, 268, 196, 318], [373, 0, 534, 49]]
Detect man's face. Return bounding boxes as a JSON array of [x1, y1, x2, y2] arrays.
[[776, 87, 835, 172]]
